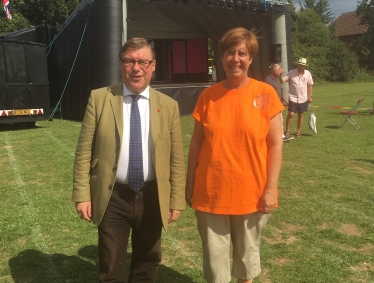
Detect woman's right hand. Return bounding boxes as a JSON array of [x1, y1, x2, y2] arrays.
[[185, 120, 204, 208], [185, 183, 194, 207]]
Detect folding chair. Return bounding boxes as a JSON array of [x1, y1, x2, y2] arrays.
[[339, 97, 364, 130]]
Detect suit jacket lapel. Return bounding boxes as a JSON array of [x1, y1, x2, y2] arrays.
[[149, 87, 162, 150], [108, 84, 124, 141]]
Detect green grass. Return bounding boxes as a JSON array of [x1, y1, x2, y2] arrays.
[[0, 82, 373, 283]]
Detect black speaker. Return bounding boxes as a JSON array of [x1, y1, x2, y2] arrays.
[[270, 44, 282, 63]]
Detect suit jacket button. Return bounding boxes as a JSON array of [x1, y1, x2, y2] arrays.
[[108, 185, 113, 190]]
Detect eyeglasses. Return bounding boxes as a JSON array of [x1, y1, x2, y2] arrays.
[[121, 58, 154, 68]]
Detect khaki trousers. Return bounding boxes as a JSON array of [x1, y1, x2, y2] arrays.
[[196, 211, 269, 283]]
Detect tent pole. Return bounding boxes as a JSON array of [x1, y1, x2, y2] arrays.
[[122, 0, 127, 45], [273, 12, 289, 103]]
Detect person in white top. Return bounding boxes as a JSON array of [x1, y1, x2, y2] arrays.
[[280, 58, 314, 138]]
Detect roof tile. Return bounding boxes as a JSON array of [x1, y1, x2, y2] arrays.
[[332, 11, 368, 37]]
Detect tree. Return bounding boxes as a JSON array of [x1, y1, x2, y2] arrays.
[[299, 0, 334, 24], [0, 12, 31, 35], [291, 10, 330, 80], [350, 35, 370, 71], [2, 0, 80, 34], [291, 9, 358, 81], [327, 39, 358, 81], [356, 0, 374, 71], [13, 0, 80, 25]]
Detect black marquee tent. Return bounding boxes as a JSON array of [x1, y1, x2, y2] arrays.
[[3, 0, 292, 120]]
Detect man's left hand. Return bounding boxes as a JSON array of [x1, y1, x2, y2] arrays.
[[168, 209, 181, 224]]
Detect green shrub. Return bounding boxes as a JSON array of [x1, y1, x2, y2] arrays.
[[354, 70, 374, 82], [326, 39, 359, 82]]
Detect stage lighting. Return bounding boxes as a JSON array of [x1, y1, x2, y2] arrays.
[[256, 6, 262, 14], [218, 0, 225, 8], [242, 2, 250, 13], [261, 7, 268, 14], [233, 0, 242, 9], [226, 0, 234, 9]]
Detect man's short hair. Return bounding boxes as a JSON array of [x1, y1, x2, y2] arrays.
[[119, 38, 156, 60], [270, 63, 281, 72]]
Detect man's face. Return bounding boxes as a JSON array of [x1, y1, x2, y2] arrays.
[[119, 46, 156, 94], [297, 64, 306, 73], [275, 66, 283, 77]]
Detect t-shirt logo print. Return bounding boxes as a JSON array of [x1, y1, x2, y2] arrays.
[[254, 94, 270, 110]]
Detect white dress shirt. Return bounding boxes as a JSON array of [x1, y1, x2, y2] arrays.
[[115, 84, 155, 184]]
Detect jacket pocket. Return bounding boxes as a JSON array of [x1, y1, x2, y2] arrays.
[[90, 156, 99, 175]]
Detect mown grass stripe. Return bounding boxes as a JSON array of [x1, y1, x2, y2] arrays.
[[42, 128, 76, 158], [3, 132, 59, 282]]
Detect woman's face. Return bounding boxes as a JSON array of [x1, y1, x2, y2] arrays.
[[221, 41, 253, 82]]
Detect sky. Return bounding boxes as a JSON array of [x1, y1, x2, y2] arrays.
[[293, 0, 359, 19]]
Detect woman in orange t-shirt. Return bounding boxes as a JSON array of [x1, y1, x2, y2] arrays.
[[185, 28, 283, 283]]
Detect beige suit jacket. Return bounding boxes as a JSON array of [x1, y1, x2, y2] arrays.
[[72, 83, 185, 229]]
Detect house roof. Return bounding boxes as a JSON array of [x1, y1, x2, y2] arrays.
[[333, 11, 368, 37]]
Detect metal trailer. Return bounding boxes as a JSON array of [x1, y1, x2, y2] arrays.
[[0, 40, 50, 126]]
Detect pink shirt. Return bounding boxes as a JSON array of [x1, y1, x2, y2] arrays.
[[282, 69, 313, 103]]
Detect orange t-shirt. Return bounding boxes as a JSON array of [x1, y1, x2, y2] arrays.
[[191, 79, 284, 215]]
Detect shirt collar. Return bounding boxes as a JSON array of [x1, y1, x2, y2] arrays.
[[122, 84, 150, 99], [269, 74, 278, 80]]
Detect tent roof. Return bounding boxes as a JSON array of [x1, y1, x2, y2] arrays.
[[127, 0, 288, 41]]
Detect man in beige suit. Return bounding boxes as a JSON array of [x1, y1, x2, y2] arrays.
[[72, 38, 185, 283]]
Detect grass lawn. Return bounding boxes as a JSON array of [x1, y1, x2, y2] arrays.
[[0, 82, 373, 282]]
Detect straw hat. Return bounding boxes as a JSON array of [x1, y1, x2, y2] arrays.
[[297, 58, 307, 66]]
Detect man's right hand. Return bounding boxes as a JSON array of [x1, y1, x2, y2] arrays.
[[75, 201, 92, 222]]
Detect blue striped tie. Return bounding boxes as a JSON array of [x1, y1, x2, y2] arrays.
[[129, 95, 144, 193]]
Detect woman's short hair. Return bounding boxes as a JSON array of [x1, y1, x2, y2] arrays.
[[219, 27, 259, 59], [119, 37, 156, 60]]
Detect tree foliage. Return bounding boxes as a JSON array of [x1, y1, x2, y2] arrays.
[[291, 10, 330, 80], [291, 9, 358, 82], [356, 0, 374, 71], [299, 0, 334, 24], [0, 0, 80, 35], [327, 39, 358, 82], [0, 12, 30, 35], [18, 0, 79, 25]]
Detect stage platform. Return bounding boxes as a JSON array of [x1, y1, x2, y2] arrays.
[[151, 81, 216, 116]]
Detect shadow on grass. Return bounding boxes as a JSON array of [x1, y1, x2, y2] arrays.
[[9, 245, 194, 283], [324, 125, 341, 129], [156, 264, 195, 283], [9, 246, 98, 283], [353, 158, 374, 165], [0, 123, 44, 132]]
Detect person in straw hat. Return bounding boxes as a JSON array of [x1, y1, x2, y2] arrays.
[[280, 57, 314, 138]]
